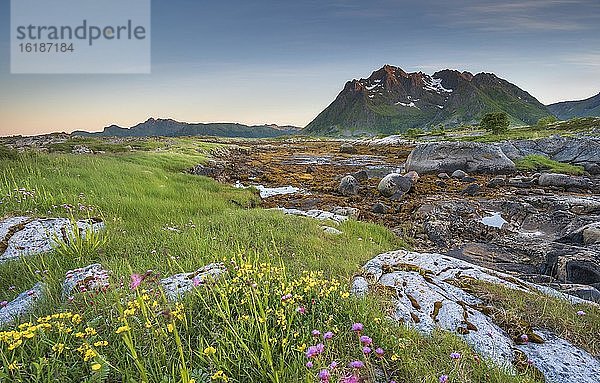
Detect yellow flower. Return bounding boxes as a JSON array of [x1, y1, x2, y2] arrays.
[[167, 323, 174, 333], [340, 292, 350, 299], [52, 343, 65, 354], [391, 353, 400, 361], [91, 363, 102, 371], [93, 340, 108, 347], [211, 370, 228, 381], [85, 327, 97, 336], [145, 321, 153, 329], [203, 346, 216, 356], [75, 332, 85, 338], [115, 325, 130, 334], [8, 361, 20, 371]]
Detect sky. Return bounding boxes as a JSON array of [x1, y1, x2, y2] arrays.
[[1, 0, 600, 136]]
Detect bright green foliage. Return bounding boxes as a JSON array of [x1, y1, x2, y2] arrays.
[[536, 116, 558, 128], [480, 112, 510, 135], [515, 155, 585, 175]]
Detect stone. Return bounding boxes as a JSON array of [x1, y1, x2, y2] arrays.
[[0, 217, 105, 263], [406, 142, 516, 174], [276, 208, 349, 224], [404, 171, 420, 184], [332, 206, 360, 219], [582, 223, 600, 244], [538, 173, 591, 189], [486, 176, 506, 188], [321, 226, 343, 235], [377, 173, 412, 198], [160, 263, 226, 300], [350, 277, 369, 297], [0, 283, 45, 327], [340, 143, 358, 154], [451, 169, 468, 179], [438, 172, 450, 179], [71, 145, 93, 154], [461, 184, 480, 196], [352, 170, 369, 182], [63, 264, 110, 298], [338, 175, 359, 196], [372, 202, 389, 214]]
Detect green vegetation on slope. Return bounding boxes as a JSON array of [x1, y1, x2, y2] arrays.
[[515, 155, 585, 175]]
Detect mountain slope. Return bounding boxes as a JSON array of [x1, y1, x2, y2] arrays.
[[73, 118, 300, 138], [304, 65, 552, 136], [548, 93, 600, 120]]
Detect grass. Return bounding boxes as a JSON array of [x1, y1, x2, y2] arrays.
[[0, 143, 544, 382], [515, 155, 585, 175]]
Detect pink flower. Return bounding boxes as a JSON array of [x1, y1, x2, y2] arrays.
[[192, 277, 201, 287], [341, 376, 359, 383], [359, 335, 372, 345], [130, 274, 143, 290], [450, 352, 461, 360], [577, 310, 586, 316], [281, 293, 293, 301], [323, 331, 334, 340], [318, 369, 330, 382], [351, 323, 364, 332], [306, 344, 324, 358], [296, 306, 306, 314], [362, 346, 372, 354], [520, 334, 529, 343], [349, 360, 364, 369], [375, 347, 384, 357], [439, 375, 449, 383], [312, 329, 321, 337], [0, 301, 7, 308], [329, 361, 338, 369], [306, 361, 313, 368]]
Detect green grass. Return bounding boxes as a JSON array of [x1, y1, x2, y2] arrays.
[[0, 146, 541, 382], [515, 155, 585, 175]]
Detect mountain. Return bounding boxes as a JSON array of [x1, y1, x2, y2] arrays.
[[304, 65, 553, 136], [73, 118, 300, 138], [547, 92, 600, 120]]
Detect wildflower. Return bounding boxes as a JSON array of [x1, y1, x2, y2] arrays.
[[211, 370, 228, 381], [577, 310, 586, 316], [306, 361, 313, 368], [329, 361, 338, 369], [52, 343, 65, 354], [391, 353, 400, 361], [281, 293, 293, 301], [450, 352, 461, 360], [323, 331, 334, 340], [130, 274, 143, 290], [375, 347, 384, 357], [9, 286, 16, 291], [193, 277, 202, 287], [359, 335, 372, 345], [204, 346, 216, 356], [363, 346, 372, 354], [91, 363, 102, 371], [318, 369, 331, 381], [312, 329, 321, 337], [527, 359, 534, 366], [520, 334, 529, 343], [8, 361, 20, 371], [167, 323, 174, 333], [439, 375, 449, 383], [115, 325, 130, 334], [349, 360, 364, 369], [0, 300, 7, 308], [341, 292, 350, 299], [93, 340, 108, 347], [296, 306, 306, 314], [341, 376, 359, 383], [305, 344, 325, 358], [351, 323, 363, 332]]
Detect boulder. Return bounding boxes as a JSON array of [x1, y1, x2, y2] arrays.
[[582, 223, 600, 245], [538, 173, 592, 189], [161, 263, 226, 301], [0, 217, 105, 263], [406, 142, 516, 174], [352, 170, 369, 182], [487, 176, 506, 188], [377, 173, 412, 198], [321, 226, 343, 235], [340, 143, 358, 154], [461, 184, 481, 196], [0, 283, 45, 327], [372, 202, 389, 214], [404, 171, 420, 184], [338, 175, 359, 196], [63, 264, 110, 298], [452, 169, 468, 179], [438, 172, 450, 179], [276, 208, 349, 224]]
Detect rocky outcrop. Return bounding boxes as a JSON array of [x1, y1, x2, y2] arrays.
[[0, 217, 105, 263], [160, 263, 226, 300], [500, 136, 600, 174], [538, 173, 593, 189], [63, 264, 110, 298], [406, 142, 516, 174], [355, 250, 600, 383], [0, 283, 45, 327], [275, 208, 350, 224]]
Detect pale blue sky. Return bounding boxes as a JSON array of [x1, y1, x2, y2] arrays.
[[1, 0, 599, 135]]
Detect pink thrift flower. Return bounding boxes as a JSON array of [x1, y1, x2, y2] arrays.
[[349, 360, 364, 369], [363, 346, 372, 354], [359, 335, 372, 345], [312, 329, 321, 337], [439, 375, 449, 383], [0, 300, 7, 308], [306, 361, 313, 368], [329, 361, 338, 369], [351, 323, 364, 332], [375, 347, 384, 357], [318, 369, 330, 381], [450, 352, 461, 360], [323, 331, 334, 340], [520, 334, 529, 343], [130, 274, 143, 290], [577, 310, 586, 316], [296, 306, 306, 314], [192, 277, 201, 287]]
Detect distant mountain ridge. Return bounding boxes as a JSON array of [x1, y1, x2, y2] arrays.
[[73, 118, 300, 138], [304, 65, 553, 136], [548, 93, 600, 120]]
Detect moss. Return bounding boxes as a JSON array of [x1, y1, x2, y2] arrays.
[[515, 154, 585, 175]]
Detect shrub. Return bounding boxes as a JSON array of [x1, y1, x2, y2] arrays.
[[480, 112, 509, 135]]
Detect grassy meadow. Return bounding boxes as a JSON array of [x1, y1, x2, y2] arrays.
[[0, 142, 545, 382]]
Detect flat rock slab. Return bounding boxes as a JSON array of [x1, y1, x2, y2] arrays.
[[161, 263, 226, 300], [275, 208, 349, 224], [0, 217, 105, 263], [0, 282, 44, 327], [516, 329, 600, 383], [63, 264, 110, 298], [357, 250, 599, 380]]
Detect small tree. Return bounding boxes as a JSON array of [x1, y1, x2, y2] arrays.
[[536, 115, 558, 128], [480, 112, 509, 135]]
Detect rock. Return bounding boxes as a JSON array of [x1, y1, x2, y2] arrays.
[[340, 143, 358, 154], [189, 164, 222, 178], [487, 176, 506, 188], [404, 171, 420, 183], [276, 208, 349, 224], [332, 206, 360, 219], [350, 277, 369, 297], [352, 170, 369, 182], [63, 264, 110, 298], [0, 282, 45, 327], [538, 173, 591, 189], [582, 223, 600, 244], [406, 142, 516, 174], [377, 173, 412, 198], [71, 145, 93, 154], [358, 250, 599, 381], [461, 176, 477, 183], [0, 217, 105, 263], [372, 202, 389, 214], [451, 170, 468, 179], [321, 226, 343, 235], [553, 284, 600, 303], [338, 175, 359, 196], [516, 329, 600, 383], [461, 184, 480, 196], [160, 263, 226, 300], [438, 172, 450, 179]]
